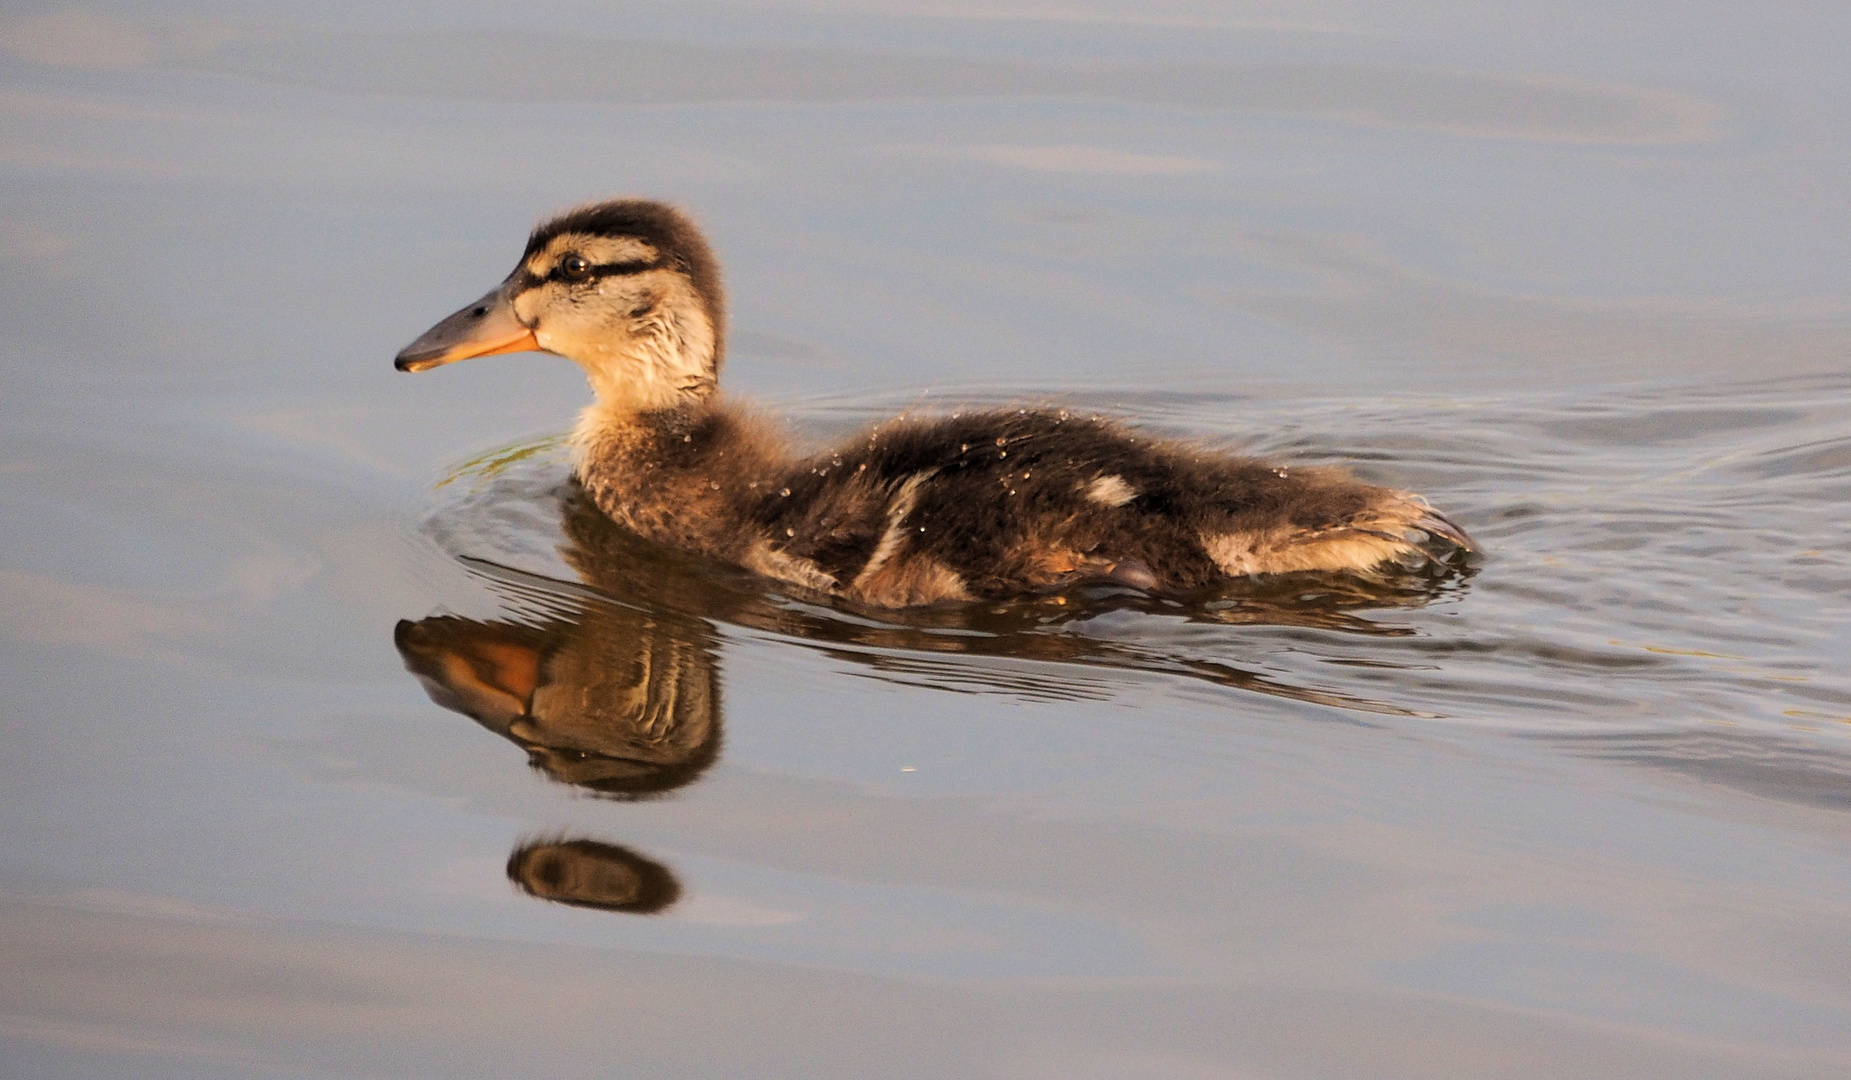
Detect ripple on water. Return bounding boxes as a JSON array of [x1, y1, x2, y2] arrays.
[[408, 371, 1851, 764]]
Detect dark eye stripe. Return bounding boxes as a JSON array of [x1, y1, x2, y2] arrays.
[[586, 258, 657, 280], [548, 258, 657, 285], [514, 258, 659, 291]]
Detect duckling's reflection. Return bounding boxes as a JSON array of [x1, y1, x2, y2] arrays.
[[506, 839, 680, 914], [398, 481, 1474, 915], [395, 602, 718, 798], [395, 526, 723, 914]]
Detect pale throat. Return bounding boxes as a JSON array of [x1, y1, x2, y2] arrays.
[[548, 307, 718, 418]]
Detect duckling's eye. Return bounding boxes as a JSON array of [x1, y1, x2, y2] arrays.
[[557, 254, 592, 283]]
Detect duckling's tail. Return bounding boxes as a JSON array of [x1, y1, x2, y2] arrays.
[[1411, 507, 1476, 554]]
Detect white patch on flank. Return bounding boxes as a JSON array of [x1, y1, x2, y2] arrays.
[[852, 471, 934, 592], [1202, 528, 1412, 576], [1085, 474, 1137, 507], [1201, 532, 1262, 575], [744, 541, 837, 593]]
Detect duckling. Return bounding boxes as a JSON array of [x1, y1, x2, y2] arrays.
[[396, 199, 1474, 608]]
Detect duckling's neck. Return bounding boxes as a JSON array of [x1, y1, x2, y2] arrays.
[[569, 397, 785, 560], [552, 287, 721, 416]]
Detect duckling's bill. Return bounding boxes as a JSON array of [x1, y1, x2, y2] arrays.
[[395, 281, 541, 372]]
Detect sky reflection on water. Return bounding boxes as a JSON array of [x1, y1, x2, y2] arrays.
[[3, 2, 1850, 1078]]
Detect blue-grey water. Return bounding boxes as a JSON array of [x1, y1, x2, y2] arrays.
[[3, 3, 1850, 1078]]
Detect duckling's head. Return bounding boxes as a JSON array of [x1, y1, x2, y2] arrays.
[[396, 199, 724, 414]]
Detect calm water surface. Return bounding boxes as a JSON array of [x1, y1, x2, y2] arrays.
[[3, 3, 1850, 1077]]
